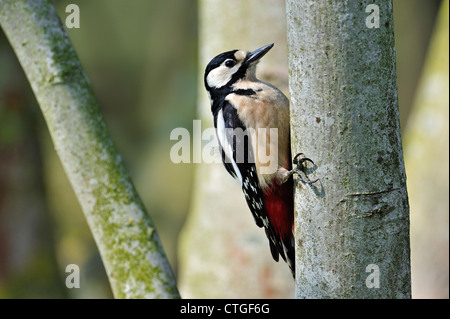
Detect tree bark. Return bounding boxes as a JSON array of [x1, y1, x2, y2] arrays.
[[178, 0, 294, 298], [286, 0, 411, 298], [0, 0, 179, 298]]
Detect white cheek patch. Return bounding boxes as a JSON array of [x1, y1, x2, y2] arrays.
[[206, 63, 241, 89], [207, 67, 231, 88]]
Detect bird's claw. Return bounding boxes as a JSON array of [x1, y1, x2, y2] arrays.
[[291, 153, 319, 184], [293, 152, 315, 166]]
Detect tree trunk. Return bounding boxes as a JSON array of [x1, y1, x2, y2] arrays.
[[286, 0, 411, 298], [0, 0, 179, 298], [178, 0, 294, 298]]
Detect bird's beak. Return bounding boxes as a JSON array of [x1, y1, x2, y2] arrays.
[[246, 43, 274, 65]]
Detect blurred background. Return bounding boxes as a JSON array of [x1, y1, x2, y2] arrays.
[[0, 0, 447, 298]]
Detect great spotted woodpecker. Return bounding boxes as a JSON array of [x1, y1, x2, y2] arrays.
[[204, 43, 316, 277]]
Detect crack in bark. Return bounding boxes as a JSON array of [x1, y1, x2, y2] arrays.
[[339, 187, 402, 202], [351, 204, 396, 218], [339, 187, 403, 218]]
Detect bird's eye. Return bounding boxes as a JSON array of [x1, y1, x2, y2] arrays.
[[224, 59, 236, 68]]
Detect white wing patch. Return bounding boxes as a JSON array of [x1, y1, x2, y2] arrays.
[[217, 109, 243, 185]]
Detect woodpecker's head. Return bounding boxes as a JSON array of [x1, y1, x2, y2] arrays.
[[204, 43, 274, 94]]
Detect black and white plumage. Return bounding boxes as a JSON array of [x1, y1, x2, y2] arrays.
[[204, 43, 296, 277]]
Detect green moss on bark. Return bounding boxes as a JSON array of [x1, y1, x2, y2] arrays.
[[0, 0, 179, 299]]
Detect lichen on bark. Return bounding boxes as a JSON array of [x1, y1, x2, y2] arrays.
[[0, 0, 179, 298]]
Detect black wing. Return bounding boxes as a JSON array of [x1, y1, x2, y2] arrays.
[[213, 101, 287, 263]]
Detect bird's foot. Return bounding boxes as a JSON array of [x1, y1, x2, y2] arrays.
[[287, 153, 319, 184]]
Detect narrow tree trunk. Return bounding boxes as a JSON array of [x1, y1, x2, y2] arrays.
[[178, 0, 294, 298], [0, 0, 179, 298], [286, 0, 411, 298]]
